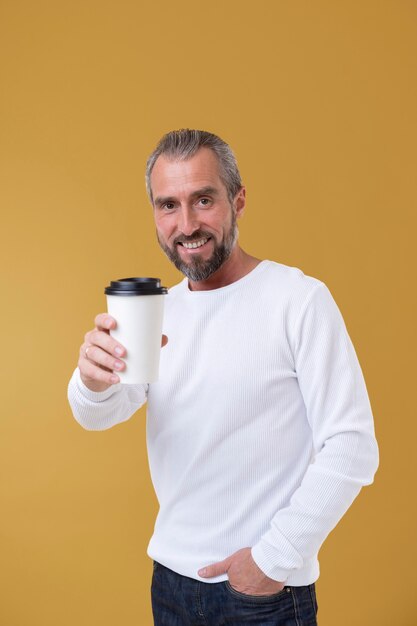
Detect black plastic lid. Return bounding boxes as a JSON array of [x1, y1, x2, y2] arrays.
[[105, 277, 168, 296]]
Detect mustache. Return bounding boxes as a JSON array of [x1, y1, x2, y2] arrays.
[[173, 230, 212, 245]]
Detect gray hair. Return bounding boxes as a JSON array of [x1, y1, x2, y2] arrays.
[[145, 129, 242, 203]]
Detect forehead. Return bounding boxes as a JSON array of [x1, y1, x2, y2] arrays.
[[150, 148, 226, 199]]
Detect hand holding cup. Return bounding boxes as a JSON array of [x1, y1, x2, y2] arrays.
[[79, 313, 168, 392], [79, 278, 167, 391], [104, 278, 167, 384], [79, 314, 127, 392]]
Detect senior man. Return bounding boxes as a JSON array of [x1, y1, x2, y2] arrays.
[[68, 129, 378, 625]]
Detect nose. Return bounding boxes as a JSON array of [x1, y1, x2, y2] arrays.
[[178, 206, 200, 236]]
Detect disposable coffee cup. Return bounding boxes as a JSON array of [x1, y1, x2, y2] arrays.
[[104, 277, 168, 384]]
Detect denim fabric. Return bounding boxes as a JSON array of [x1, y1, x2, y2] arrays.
[[151, 561, 318, 625]]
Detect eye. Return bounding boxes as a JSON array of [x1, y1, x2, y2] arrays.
[[162, 202, 176, 211], [198, 197, 211, 207]]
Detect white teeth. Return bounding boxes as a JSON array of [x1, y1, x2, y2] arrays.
[[182, 238, 208, 249]]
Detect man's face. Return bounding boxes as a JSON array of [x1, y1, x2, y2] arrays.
[[150, 148, 245, 282]]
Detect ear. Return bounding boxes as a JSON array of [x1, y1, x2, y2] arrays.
[[233, 186, 246, 218]]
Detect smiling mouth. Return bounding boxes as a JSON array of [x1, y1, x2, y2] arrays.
[[178, 237, 211, 249]]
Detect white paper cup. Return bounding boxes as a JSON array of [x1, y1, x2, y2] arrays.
[[105, 278, 167, 384]]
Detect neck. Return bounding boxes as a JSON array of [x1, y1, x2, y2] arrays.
[[187, 246, 262, 291]]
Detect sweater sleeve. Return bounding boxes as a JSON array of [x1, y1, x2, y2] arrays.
[[67, 367, 147, 430], [251, 283, 379, 582]]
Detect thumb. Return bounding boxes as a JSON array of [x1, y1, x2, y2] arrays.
[[198, 556, 231, 579]]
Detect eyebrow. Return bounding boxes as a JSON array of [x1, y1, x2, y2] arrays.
[[154, 186, 219, 207]]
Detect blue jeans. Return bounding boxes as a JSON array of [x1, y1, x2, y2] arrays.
[[151, 561, 318, 625]]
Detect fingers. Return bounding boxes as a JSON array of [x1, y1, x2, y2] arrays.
[[78, 314, 126, 391], [79, 352, 121, 388], [85, 325, 126, 359], [81, 343, 126, 373], [94, 314, 167, 352], [78, 342, 124, 388], [95, 313, 117, 332], [198, 556, 231, 578], [78, 314, 167, 392]]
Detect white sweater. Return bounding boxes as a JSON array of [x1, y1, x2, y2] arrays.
[[68, 261, 378, 586]]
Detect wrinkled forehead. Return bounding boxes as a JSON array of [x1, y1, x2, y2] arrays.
[[150, 148, 226, 200]]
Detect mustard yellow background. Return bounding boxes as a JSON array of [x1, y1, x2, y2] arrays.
[[1, 1, 416, 624]]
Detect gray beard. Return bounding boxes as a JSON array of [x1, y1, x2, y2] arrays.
[[157, 215, 238, 282]]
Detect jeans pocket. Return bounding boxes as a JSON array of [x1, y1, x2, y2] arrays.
[[224, 580, 291, 604]]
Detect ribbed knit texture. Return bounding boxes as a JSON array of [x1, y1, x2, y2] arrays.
[[68, 261, 378, 585]]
